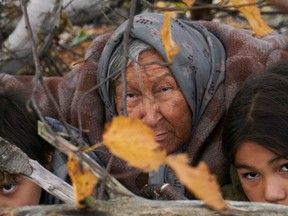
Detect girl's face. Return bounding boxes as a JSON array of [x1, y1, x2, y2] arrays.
[[115, 50, 192, 154], [235, 141, 288, 205], [0, 173, 42, 207]]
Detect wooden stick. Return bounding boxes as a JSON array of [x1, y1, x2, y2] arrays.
[[28, 159, 74, 204]]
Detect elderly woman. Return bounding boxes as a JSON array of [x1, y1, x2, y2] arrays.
[[92, 13, 288, 197], [96, 13, 225, 196], [1, 13, 288, 199]]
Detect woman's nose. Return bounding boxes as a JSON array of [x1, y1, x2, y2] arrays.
[[140, 97, 162, 128], [264, 177, 287, 203]]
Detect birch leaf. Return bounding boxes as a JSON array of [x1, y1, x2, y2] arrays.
[[102, 116, 227, 211], [166, 154, 228, 211], [67, 152, 98, 208], [160, 12, 180, 63], [182, 0, 196, 7], [102, 116, 167, 171], [231, 0, 274, 37]]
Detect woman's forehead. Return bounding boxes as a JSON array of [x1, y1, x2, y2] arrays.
[[114, 50, 175, 84]]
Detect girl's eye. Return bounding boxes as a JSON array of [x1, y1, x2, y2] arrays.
[[281, 164, 288, 172], [243, 172, 259, 180], [1, 184, 17, 194]]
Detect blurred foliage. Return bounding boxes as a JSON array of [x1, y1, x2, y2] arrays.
[[0, 0, 287, 76]]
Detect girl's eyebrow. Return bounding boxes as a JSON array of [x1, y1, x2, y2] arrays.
[[234, 164, 254, 170], [235, 156, 287, 170], [268, 155, 285, 165]]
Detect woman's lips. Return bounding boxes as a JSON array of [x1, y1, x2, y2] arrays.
[[154, 132, 167, 142]]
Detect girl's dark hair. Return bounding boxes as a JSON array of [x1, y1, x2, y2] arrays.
[[222, 61, 288, 164], [0, 86, 54, 166]]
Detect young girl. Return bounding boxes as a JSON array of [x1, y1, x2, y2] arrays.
[[222, 61, 288, 205], [0, 78, 103, 207], [0, 84, 55, 206]]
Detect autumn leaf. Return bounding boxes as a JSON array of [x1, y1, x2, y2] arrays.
[[230, 0, 274, 37], [67, 152, 98, 208], [166, 154, 228, 211], [102, 116, 167, 171], [160, 12, 180, 63], [182, 0, 196, 7], [103, 116, 227, 211]]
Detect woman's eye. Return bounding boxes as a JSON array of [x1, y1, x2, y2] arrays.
[[160, 87, 172, 92], [156, 86, 173, 94], [1, 184, 17, 194], [281, 164, 288, 172], [243, 172, 259, 180], [126, 92, 137, 99]]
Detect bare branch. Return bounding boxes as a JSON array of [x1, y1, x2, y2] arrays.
[[28, 159, 74, 204], [19, 0, 83, 149], [120, 0, 138, 116]]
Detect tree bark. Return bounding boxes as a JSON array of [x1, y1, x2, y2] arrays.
[[1, 199, 288, 215]]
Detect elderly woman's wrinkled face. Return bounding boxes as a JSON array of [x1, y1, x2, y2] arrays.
[[115, 50, 192, 154], [0, 173, 42, 207]]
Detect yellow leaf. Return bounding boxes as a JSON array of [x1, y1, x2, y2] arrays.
[[102, 116, 228, 210], [230, 0, 274, 37], [160, 12, 180, 63], [102, 116, 167, 171], [181, 0, 196, 7], [166, 154, 228, 211], [67, 152, 98, 208]]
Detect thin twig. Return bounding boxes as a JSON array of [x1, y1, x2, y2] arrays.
[[97, 156, 114, 200], [120, 0, 138, 116], [19, 0, 79, 147], [76, 53, 123, 146]]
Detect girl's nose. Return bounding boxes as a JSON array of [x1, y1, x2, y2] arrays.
[[264, 177, 287, 203]]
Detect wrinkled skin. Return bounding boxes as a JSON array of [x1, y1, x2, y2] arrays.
[[115, 50, 192, 154]]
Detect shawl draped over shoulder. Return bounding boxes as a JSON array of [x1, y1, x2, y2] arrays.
[[1, 13, 288, 196]]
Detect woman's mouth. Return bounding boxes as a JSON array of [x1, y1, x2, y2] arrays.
[[154, 132, 167, 142]]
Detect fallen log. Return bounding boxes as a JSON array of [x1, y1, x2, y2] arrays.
[[2, 126, 288, 215], [1, 199, 288, 216]]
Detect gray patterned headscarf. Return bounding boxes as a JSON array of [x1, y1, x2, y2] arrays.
[[98, 12, 226, 130]]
